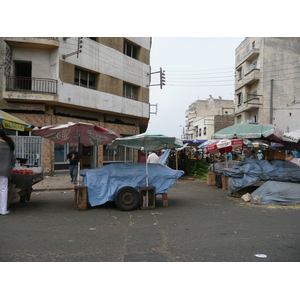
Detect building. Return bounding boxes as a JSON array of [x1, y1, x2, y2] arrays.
[[0, 37, 152, 173], [235, 37, 300, 131], [185, 95, 235, 139]]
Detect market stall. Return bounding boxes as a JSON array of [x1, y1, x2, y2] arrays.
[[10, 171, 43, 203]]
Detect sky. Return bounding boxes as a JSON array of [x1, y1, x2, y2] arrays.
[[147, 37, 245, 138]]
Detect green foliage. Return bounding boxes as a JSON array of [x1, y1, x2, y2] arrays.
[[183, 158, 210, 180]]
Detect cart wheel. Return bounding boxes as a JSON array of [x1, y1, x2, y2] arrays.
[[115, 186, 140, 211]]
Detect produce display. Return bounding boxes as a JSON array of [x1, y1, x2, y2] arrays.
[[12, 169, 38, 174]]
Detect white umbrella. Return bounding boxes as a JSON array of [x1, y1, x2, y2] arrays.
[[282, 130, 300, 143]]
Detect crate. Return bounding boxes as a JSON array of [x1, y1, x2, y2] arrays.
[[206, 172, 216, 186], [216, 174, 222, 188], [140, 186, 156, 209], [74, 185, 88, 211], [264, 149, 285, 160], [221, 175, 229, 190]]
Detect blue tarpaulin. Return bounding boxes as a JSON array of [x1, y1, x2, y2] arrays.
[[211, 158, 300, 194], [80, 163, 184, 207], [250, 181, 300, 205]]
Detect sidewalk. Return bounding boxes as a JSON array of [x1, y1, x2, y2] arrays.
[[33, 171, 79, 191]]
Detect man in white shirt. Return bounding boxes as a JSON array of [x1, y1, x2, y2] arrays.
[[147, 152, 160, 163]]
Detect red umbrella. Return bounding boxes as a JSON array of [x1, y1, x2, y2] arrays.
[[33, 122, 120, 147], [205, 139, 245, 154], [33, 122, 120, 184]]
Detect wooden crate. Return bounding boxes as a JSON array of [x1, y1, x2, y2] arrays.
[[206, 172, 216, 186], [74, 185, 88, 211], [264, 149, 285, 160], [221, 175, 229, 190]]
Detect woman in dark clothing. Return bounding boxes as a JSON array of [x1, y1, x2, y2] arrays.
[[0, 129, 15, 215]]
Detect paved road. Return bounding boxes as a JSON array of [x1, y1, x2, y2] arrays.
[[1, 180, 300, 262]]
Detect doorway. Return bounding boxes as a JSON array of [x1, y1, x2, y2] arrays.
[[14, 61, 32, 90], [82, 146, 97, 168]]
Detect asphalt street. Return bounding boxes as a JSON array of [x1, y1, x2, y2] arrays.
[[1, 179, 300, 262]]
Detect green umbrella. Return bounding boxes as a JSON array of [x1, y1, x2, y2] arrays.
[[212, 123, 276, 139], [109, 133, 183, 151], [109, 133, 183, 186]]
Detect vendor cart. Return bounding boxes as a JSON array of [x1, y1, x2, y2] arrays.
[[10, 172, 43, 202]]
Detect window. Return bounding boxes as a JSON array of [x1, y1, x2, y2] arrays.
[[124, 40, 138, 59], [237, 92, 243, 105], [123, 83, 138, 100], [203, 127, 206, 135], [55, 144, 74, 163], [75, 68, 96, 90], [103, 145, 134, 163], [199, 128, 202, 136], [237, 67, 243, 80]]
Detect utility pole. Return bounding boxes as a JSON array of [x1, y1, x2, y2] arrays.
[[147, 67, 165, 89], [160, 67, 165, 89], [62, 37, 83, 60]]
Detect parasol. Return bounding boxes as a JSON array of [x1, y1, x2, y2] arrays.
[[212, 123, 276, 139], [108, 132, 183, 186], [33, 122, 120, 183], [204, 139, 245, 154], [0, 110, 33, 131], [282, 130, 300, 143], [258, 123, 285, 143]]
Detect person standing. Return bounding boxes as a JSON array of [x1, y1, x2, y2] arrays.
[[257, 150, 264, 160], [292, 149, 299, 159], [227, 152, 233, 161], [147, 151, 159, 163], [0, 129, 15, 215], [250, 150, 257, 159], [65, 147, 82, 183]]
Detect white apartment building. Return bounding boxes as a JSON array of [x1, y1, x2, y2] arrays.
[[0, 37, 151, 173], [185, 95, 235, 139], [235, 37, 300, 131]]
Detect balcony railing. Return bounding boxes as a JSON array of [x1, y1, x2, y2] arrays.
[[6, 76, 57, 94]]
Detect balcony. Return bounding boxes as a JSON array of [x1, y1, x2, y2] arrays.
[[235, 69, 260, 91], [236, 48, 260, 68], [6, 76, 57, 94], [4, 37, 59, 50]]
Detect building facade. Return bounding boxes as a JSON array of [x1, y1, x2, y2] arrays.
[[185, 95, 235, 139], [0, 37, 152, 173], [235, 37, 300, 131]]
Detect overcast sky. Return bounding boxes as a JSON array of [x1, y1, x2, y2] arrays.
[[147, 37, 245, 138]]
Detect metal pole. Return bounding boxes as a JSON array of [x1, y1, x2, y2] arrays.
[[77, 132, 80, 186], [270, 79, 274, 124]]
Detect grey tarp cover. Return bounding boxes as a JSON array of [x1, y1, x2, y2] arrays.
[[211, 158, 300, 193], [250, 181, 300, 205]]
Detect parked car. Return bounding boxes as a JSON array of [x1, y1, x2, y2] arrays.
[[80, 163, 184, 210]]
